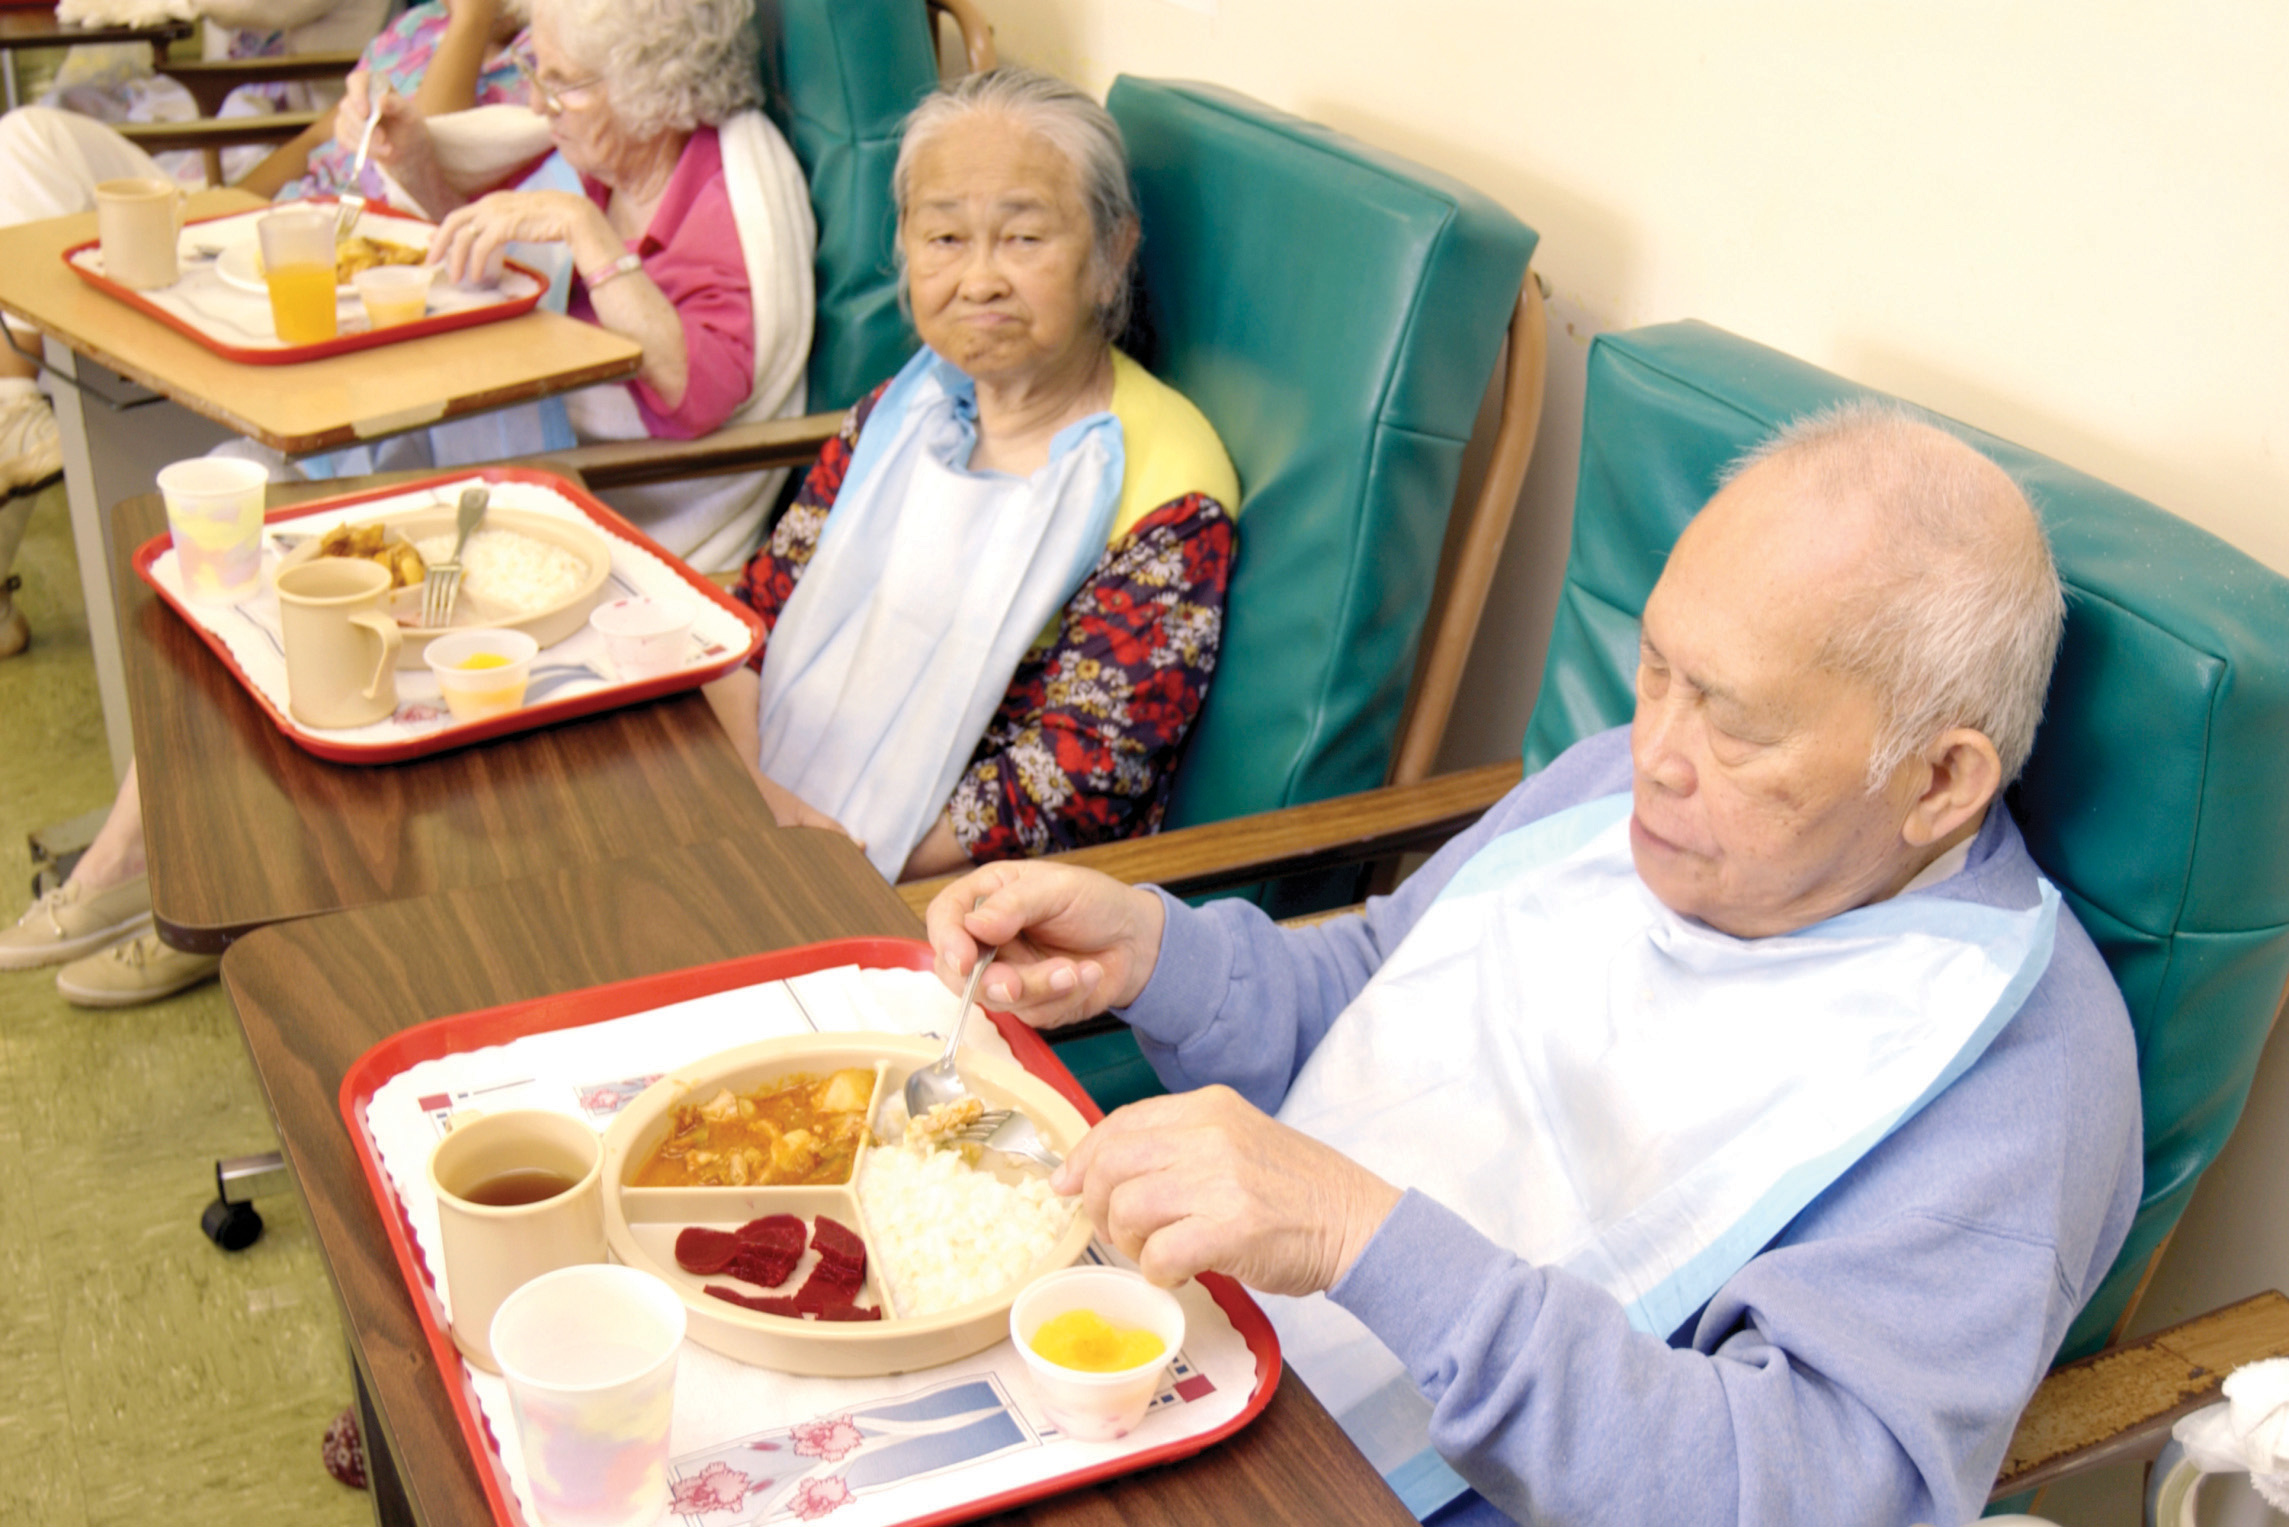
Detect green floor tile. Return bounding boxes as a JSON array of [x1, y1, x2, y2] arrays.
[[1, 480, 363, 1526]]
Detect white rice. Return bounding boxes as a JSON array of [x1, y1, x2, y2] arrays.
[[413, 527, 587, 617], [856, 1141, 1077, 1318]]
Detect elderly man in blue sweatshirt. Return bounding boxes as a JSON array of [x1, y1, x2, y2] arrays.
[[925, 403, 2141, 1527]]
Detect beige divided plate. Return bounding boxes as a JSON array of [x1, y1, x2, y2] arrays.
[[275, 505, 613, 669], [600, 1033, 1093, 1378]]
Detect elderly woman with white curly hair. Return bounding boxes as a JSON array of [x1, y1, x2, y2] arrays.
[[361, 0, 815, 566]]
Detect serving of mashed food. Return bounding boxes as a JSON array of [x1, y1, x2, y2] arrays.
[[856, 1133, 1078, 1318], [412, 526, 591, 622]]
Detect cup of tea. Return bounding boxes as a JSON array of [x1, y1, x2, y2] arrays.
[[276, 558, 402, 729], [155, 456, 268, 603], [491, 1265, 685, 1527], [94, 176, 183, 290], [255, 206, 339, 344], [427, 1109, 607, 1374]]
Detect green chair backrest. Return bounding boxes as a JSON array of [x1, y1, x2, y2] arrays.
[[1106, 78, 1538, 854], [756, 0, 935, 413], [1526, 320, 2289, 1361]]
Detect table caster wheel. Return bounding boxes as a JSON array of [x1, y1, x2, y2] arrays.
[[201, 1195, 263, 1251]]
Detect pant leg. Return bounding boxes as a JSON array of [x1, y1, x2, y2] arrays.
[[0, 105, 169, 227]]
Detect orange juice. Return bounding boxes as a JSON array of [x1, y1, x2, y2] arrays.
[[265, 262, 338, 344]]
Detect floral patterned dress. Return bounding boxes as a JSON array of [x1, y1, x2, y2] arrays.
[[733, 383, 1237, 862], [276, 1, 529, 205]]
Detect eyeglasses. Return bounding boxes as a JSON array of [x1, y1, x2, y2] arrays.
[[511, 44, 602, 114]]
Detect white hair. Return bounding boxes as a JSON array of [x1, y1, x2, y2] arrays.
[[891, 66, 1140, 340], [533, 0, 759, 139], [1729, 401, 2065, 787]]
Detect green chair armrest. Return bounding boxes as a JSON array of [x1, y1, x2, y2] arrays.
[[529, 411, 844, 493]]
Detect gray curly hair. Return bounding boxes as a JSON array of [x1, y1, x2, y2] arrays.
[[532, 0, 759, 140], [892, 67, 1141, 341], [1727, 401, 2065, 788]]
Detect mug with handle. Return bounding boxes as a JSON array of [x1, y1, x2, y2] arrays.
[[276, 558, 403, 729]]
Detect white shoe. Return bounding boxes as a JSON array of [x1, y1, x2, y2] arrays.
[[0, 877, 154, 970], [0, 385, 62, 497], [56, 931, 221, 1008]]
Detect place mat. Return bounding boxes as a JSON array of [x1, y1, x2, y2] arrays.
[[133, 466, 765, 763], [63, 202, 543, 364], [343, 941, 1278, 1527]]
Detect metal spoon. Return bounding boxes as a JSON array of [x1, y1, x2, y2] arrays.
[[905, 898, 995, 1121]]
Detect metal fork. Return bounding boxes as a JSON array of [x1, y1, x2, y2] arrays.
[[334, 85, 385, 242], [420, 486, 489, 628], [952, 1109, 1063, 1172]]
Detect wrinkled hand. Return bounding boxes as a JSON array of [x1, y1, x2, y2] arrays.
[[332, 69, 377, 156], [429, 190, 603, 285], [1052, 1087, 1402, 1295], [925, 862, 1164, 1030]]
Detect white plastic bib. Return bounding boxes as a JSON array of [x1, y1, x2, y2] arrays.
[[754, 349, 1122, 877]]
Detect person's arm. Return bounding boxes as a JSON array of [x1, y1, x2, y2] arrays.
[[401, 0, 505, 120], [902, 492, 1235, 884], [231, 106, 336, 198]]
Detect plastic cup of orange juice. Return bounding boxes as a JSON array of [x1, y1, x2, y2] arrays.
[[256, 208, 339, 344], [353, 263, 435, 329], [424, 628, 539, 722]]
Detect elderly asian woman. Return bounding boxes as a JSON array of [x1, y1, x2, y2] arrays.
[[705, 67, 1241, 884], [361, 0, 813, 567]]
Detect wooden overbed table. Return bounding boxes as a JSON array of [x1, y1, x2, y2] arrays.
[[0, 188, 642, 774], [220, 836, 1418, 1527], [110, 481, 774, 951]]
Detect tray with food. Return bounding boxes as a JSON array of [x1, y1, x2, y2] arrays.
[[62, 201, 545, 363], [343, 938, 1280, 1527], [132, 466, 765, 763]]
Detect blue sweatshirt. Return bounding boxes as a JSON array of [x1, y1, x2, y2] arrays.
[[1117, 728, 2142, 1527]]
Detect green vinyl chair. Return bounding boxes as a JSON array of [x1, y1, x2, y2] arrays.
[[1083, 318, 2289, 1500], [912, 77, 1542, 1104], [546, 0, 987, 491]]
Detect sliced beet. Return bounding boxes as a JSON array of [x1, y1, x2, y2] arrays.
[[674, 1227, 739, 1276], [811, 1216, 867, 1274], [737, 1213, 806, 1249], [792, 1261, 865, 1314], [704, 1285, 803, 1317], [727, 1242, 800, 1290], [812, 1303, 883, 1322]]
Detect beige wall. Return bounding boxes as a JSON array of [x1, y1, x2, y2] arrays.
[[984, 4, 2289, 1517]]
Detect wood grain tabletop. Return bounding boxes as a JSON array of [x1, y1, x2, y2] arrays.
[[113, 482, 783, 952], [220, 835, 1415, 1527]]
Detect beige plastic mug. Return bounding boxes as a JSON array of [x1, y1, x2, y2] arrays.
[[94, 177, 184, 290], [275, 559, 402, 728], [427, 1110, 607, 1375]]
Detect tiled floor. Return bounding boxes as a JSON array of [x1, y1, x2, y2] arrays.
[[0, 480, 366, 1526]]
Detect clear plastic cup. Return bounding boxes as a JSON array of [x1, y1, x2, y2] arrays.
[[155, 456, 268, 602], [424, 628, 539, 721], [256, 207, 338, 344], [1011, 1267, 1186, 1441], [587, 597, 694, 682], [352, 263, 436, 329], [491, 1264, 685, 1527]]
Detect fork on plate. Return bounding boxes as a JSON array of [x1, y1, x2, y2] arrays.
[[420, 485, 489, 629], [950, 1109, 1063, 1172], [334, 85, 386, 242]]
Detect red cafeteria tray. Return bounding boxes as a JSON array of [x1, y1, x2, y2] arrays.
[[62, 201, 545, 364], [133, 465, 766, 764], [338, 936, 1282, 1527]]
